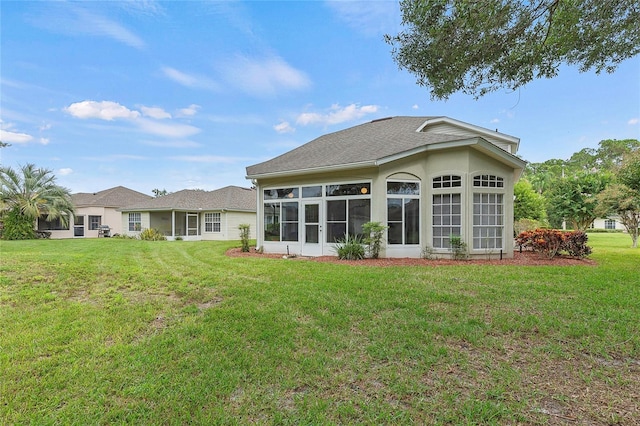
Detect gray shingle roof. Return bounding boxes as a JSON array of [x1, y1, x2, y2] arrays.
[[121, 186, 256, 212], [246, 116, 518, 177], [72, 186, 152, 208]]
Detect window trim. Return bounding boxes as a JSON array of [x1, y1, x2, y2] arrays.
[[387, 179, 421, 245], [128, 212, 142, 232], [204, 212, 221, 233]]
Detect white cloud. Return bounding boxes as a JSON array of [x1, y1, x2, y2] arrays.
[[296, 103, 379, 126], [177, 104, 200, 117], [0, 128, 34, 144], [142, 140, 201, 148], [490, 118, 500, 124], [59, 168, 73, 176], [39, 137, 50, 145], [274, 121, 295, 134], [28, 5, 145, 49], [136, 118, 200, 138], [412, 104, 419, 110], [141, 106, 171, 119], [628, 118, 639, 125], [66, 100, 140, 121], [162, 67, 220, 91], [218, 55, 311, 96], [325, 1, 401, 37], [168, 155, 247, 163]]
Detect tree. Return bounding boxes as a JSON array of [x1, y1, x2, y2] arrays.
[[595, 184, 640, 248], [385, 0, 640, 99], [617, 150, 640, 192], [0, 164, 75, 240], [514, 179, 547, 222], [546, 172, 611, 230], [152, 188, 169, 198]]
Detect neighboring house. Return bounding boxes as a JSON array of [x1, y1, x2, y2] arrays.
[[119, 186, 256, 241], [246, 116, 527, 258], [37, 186, 152, 238], [591, 217, 627, 231]]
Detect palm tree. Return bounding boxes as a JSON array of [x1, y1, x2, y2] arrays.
[[0, 164, 75, 239]]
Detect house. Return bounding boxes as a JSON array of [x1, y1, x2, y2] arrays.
[[591, 216, 627, 231], [245, 116, 527, 258], [119, 186, 256, 241], [37, 186, 152, 238]]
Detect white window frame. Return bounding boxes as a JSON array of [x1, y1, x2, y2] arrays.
[[204, 212, 221, 233], [387, 180, 420, 245], [128, 212, 141, 232], [431, 175, 463, 250]]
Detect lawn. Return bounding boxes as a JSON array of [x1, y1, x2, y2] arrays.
[[1, 233, 638, 424]]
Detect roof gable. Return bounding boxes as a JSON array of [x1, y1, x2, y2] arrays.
[[72, 186, 152, 208], [120, 186, 256, 212], [246, 116, 523, 178]]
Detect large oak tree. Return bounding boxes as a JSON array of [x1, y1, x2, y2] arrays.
[[386, 0, 640, 99]]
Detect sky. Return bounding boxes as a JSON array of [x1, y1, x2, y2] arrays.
[[1, 1, 639, 195]]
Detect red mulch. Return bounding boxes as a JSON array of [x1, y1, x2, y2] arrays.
[[226, 247, 596, 267]]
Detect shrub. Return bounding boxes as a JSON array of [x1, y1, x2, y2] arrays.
[[563, 231, 592, 258], [449, 235, 469, 260], [514, 218, 544, 236], [516, 228, 592, 259], [334, 233, 365, 260], [421, 245, 435, 259], [362, 221, 387, 259], [2, 208, 36, 240], [238, 224, 251, 252], [139, 228, 167, 241]]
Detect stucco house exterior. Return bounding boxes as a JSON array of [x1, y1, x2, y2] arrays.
[[37, 186, 152, 238], [119, 186, 256, 241], [591, 216, 627, 231], [246, 116, 527, 259]]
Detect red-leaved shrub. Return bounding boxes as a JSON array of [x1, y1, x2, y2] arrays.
[[516, 229, 592, 259]]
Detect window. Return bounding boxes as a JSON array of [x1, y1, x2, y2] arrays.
[[128, 213, 141, 232], [432, 194, 461, 248], [37, 217, 69, 231], [433, 175, 461, 189], [605, 219, 616, 230], [473, 193, 504, 249], [264, 202, 298, 241], [264, 188, 298, 199], [387, 181, 420, 245], [473, 174, 504, 188], [89, 215, 101, 230], [326, 183, 370, 196], [205, 213, 221, 232], [302, 185, 322, 198], [326, 198, 371, 242]]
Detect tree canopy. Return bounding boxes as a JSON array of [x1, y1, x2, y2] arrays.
[[0, 164, 75, 240], [385, 0, 640, 99]]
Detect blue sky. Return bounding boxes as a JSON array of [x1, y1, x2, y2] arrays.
[[2, 1, 639, 195]]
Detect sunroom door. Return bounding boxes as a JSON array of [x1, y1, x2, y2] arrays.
[[302, 201, 323, 256]]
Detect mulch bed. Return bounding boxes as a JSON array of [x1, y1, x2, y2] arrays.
[[226, 247, 596, 267]]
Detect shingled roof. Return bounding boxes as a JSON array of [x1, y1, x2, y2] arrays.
[[72, 186, 152, 208], [246, 116, 523, 178], [120, 186, 256, 212]]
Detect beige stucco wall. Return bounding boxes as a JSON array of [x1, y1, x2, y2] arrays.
[[45, 206, 124, 239]]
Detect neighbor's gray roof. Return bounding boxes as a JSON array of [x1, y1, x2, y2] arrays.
[[72, 186, 152, 208], [246, 116, 520, 178], [120, 186, 256, 212]]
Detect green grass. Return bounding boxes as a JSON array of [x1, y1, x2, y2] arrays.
[[1, 233, 638, 424]]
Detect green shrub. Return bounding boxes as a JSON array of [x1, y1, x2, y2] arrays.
[[514, 218, 545, 236], [362, 221, 387, 259], [2, 208, 36, 240], [449, 235, 468, 260], [139, 228, 167, 241], [334, 233, 365, 260], [238, 224, 251, 252]]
